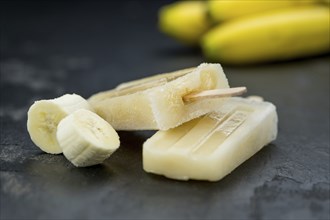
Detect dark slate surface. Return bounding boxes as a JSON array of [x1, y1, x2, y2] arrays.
[[0, 1, 329, 219]]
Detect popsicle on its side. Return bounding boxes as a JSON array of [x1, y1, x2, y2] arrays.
[[89, 63, 230, 130], [143, 97, 278, 181]]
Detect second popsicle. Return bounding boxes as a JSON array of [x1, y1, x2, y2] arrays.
[[89, 63, 238, 130]]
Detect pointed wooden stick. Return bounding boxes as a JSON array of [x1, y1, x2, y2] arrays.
[[183, 87, 247, 102]]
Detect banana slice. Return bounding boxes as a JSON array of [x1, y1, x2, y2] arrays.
[[56, 109, 120, 167], [27, 94, 92, 154]]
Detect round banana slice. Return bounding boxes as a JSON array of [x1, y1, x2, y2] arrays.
[[56, 109, 120, 167], [27, 94, 92, 154]]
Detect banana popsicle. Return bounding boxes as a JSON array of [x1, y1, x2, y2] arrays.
[[143, 97, 278, 181], [89, 63, 230, 130]]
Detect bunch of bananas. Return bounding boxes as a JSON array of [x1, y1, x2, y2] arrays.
[[159, 0, 329, 64]]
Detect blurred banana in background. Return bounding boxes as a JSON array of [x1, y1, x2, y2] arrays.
[[158, 1, 210, 45], [202, 6, 330, 64], [158, 0, 330, 64], [208, 0, 316, 22]]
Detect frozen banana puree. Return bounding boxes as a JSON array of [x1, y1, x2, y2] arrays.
[[88, 63, 229, 130], [143, 97, 278, 181]]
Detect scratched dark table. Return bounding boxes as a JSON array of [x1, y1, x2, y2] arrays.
[[1, 1, 329, 220]]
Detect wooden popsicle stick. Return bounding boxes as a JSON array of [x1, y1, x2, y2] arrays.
[[183, 87, 247, 102]]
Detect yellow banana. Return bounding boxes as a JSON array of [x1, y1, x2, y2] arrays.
[[201, 6, 330, 65], [320, 0, 330, 5], [208, 0, 319, 22], [158, 1, 210, 45]]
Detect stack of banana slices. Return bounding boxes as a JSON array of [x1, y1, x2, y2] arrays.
[[27, 94, 120, 167]]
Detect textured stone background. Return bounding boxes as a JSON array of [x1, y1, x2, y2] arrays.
[[1, 1, 329, 219]]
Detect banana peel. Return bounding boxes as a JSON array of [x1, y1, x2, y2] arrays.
[[158, 1, 210, 45], [201, 6, 330, 64], [208, 0, 317, 22]]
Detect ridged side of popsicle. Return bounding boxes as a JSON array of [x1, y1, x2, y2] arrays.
[[143, 97, 278, 181]]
